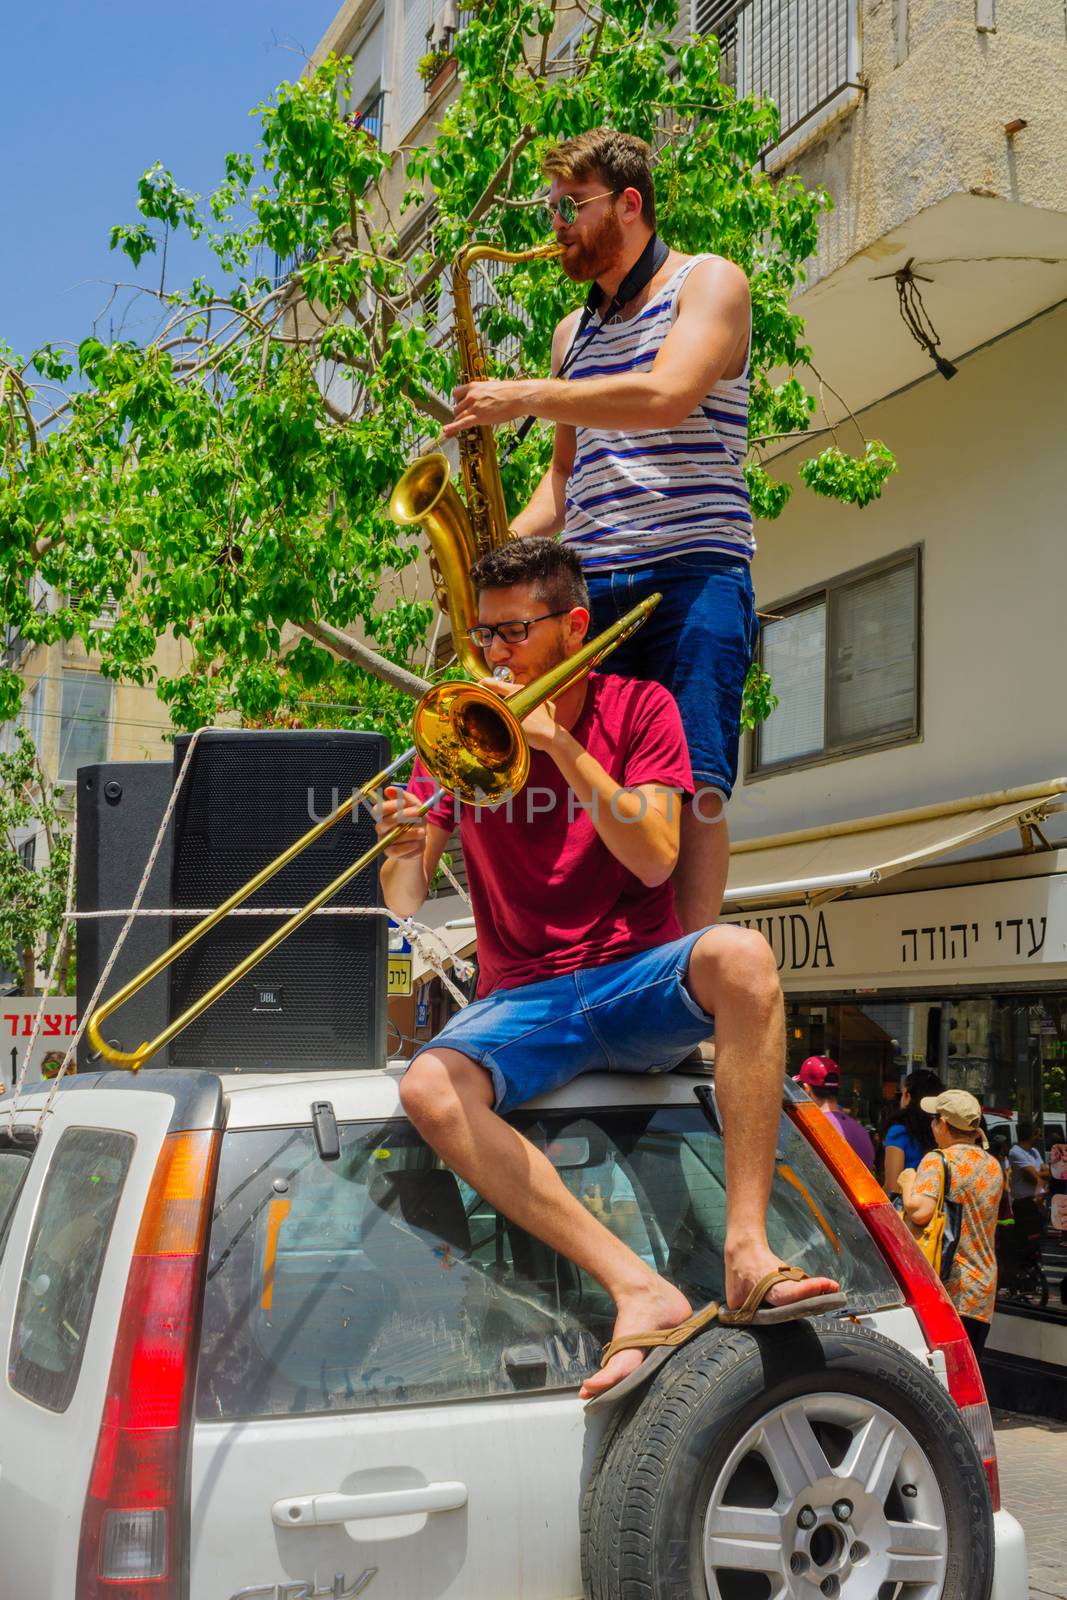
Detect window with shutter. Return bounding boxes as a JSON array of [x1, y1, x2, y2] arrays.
[[828, 560, 917, 745], [759, 601, 827, 766], [753, 550, 920, 775]]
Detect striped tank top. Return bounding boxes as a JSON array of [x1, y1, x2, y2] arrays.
[[560, 255, 754, 570]]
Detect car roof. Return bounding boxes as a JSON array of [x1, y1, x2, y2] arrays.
[[1, 1063, 807, 1131]]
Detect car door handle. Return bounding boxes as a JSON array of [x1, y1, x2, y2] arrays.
[[272, 1482, 468, 1527]]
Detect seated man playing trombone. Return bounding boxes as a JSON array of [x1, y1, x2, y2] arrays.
[[377, 537, 841, 1405]]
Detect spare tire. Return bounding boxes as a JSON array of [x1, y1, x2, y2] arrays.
[[582, 1318, 993, 1600]]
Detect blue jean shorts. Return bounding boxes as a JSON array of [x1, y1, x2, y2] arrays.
[[586, 554, 759, 800], [410, 930, 715, 1114]]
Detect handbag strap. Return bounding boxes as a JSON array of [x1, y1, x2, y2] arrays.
[[938, 1151, 951, 1200]]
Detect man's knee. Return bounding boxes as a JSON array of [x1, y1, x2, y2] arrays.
[[399, 1048, 492, 1131], [689, 925, 781, 1010]]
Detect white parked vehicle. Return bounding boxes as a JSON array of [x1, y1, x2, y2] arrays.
[[0, 1064, 1028, 1599]]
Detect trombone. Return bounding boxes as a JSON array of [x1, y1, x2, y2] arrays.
[[87, 593, 660, 1070]]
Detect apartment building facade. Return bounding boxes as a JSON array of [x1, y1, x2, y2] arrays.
[[0, 600, 185, 990]]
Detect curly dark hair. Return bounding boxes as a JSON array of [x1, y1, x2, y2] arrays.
[[470, 537, 589, 614]]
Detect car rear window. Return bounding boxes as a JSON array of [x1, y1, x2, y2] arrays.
[[9, 1127, 135, 1412], [0, 1144, 33, 1262], [196, 1103, 900, 1420]]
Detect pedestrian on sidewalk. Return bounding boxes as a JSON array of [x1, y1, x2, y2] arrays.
[[882, 1067, 944, 1199], [794, 1056, 876, 1171], [1008, 1121, 1049, 1205], [900, 1089, 1004, 1357]]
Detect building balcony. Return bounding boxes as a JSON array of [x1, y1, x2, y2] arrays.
[[694, 0, 863, 162]]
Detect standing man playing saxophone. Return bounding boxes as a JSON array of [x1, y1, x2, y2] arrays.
[[443, 128, 757, 931], [377, 538, 841, 1406]]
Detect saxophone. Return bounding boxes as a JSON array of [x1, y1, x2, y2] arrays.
[[389, 240, 563, 679]]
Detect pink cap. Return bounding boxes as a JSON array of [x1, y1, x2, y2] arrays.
[[793, 1055, 840, 1090]]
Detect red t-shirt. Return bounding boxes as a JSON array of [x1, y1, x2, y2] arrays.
[[409, 673, 693, 997]]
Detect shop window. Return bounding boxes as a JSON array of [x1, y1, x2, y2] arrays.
[[752, 549, 920, 776]]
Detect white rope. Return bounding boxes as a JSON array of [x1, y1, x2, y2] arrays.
[[62, 906, 475, 992], [67, 906, 423, 918], [29, 727, 210, 1130], [437, 853, 470, 904], [61, 906, 473, 995], [395, 915, 473, 1008]]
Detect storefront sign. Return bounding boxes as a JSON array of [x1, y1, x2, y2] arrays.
[[723, 874, 1067, 993]]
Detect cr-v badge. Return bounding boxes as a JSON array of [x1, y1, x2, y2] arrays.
[[230, 1573, 377, 1599]]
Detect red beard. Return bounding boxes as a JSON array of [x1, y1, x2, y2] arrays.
[[560, 205, 624, 284]]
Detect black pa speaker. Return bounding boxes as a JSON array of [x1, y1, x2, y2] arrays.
[[76, 762, 175, 1071], [76, 731, 391, 1073], [167, 729, 390, 1072]]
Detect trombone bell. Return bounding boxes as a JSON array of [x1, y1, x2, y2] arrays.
[[414, 681, 528, 802]]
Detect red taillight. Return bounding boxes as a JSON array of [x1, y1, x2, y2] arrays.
[[78, 1131, 219, 1598], [790, 1102, 1001, 1510]]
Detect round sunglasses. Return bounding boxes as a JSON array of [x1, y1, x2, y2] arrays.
[[536, 189, 619, 232]]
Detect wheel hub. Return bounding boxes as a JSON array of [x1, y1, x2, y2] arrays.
[[787, 1488, 872, 1591]]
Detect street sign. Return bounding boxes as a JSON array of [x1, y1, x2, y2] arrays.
[[387, 955, 413, 997], [2, 998, 79, 1094]]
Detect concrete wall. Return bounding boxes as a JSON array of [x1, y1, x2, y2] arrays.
[[792, 0, 1067, 286], [732, 297, 1067, 842]]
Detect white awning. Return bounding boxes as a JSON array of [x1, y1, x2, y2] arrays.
[[725, 778, 1067, 909]]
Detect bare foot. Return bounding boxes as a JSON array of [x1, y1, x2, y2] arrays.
[[725, 1242, 839, 1315], [579, 1278, 692, 1399]]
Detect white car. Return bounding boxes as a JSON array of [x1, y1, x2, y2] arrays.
[[0, 1065, 1028, 1599]]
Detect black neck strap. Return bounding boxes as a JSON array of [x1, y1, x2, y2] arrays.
[[507, 233, 669, 455], [581, 231, 671, 332]]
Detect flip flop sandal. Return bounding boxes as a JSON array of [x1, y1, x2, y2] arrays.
[[583, 1301, 721, 1414], [718, 1265, 847, 1326]]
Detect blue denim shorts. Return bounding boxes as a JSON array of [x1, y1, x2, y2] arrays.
[[586, 554, 759, 800], [411, 930, 715, 1114]]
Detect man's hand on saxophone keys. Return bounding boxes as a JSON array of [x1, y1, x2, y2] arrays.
[[443, 379, 533, 438]]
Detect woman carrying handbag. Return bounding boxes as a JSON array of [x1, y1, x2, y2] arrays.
[[900, 1089, 1005, 1357]]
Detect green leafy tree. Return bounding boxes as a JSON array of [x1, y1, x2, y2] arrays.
[[0, 729, 72, 994], [0, 0, 894, 740]]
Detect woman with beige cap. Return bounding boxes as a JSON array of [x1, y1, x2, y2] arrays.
[[899, 1089, 1005, 1356]]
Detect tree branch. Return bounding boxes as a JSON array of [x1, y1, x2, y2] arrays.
[[299, 619, 430, 698]]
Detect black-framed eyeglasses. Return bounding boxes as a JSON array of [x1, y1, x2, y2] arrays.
[[536, 190, 619, 231], [467, 610, 570, 647]]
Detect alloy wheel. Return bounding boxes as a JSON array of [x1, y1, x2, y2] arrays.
[[702, 1392, 949, 1598]]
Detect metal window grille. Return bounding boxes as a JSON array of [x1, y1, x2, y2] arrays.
[[693, 0, 861, 149]]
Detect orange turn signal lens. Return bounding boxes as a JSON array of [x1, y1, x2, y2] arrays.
[[789, 1101, 888, 1209], [135, 1131, 219, 1257]]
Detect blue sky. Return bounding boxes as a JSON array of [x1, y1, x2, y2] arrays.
[[2, 1, 336, 364]]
